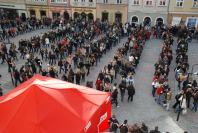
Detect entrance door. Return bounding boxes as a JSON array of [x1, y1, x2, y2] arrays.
[[40, 10, 46, 18], [115, 13, 122, 23], [73, 12, 79, 19], [156, 18, 163, 26], [81, 12, 87, 20], [102, 12, 108, 22], [52, 12, 60, 19], [21, 13, 26, 21], [144, 17, 151, 26], [30, 10, 36, 18], [88, 13, 94, 21], [64, 11, 69, 20]]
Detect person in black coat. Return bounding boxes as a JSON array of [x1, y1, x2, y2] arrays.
[[112, 83, 119, 107], [127, 84, 135, 102], [119, 81, 126, 102], [13, 69, 22, 87]]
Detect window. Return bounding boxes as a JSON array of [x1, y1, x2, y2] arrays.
[[89, 0, 93, 2], [50, 0, 67, 3], [103, 0, 108, 3], [117, 0, 122, 4], [133, 0, 140, 5], [81, 0, 85, 2], [187, 18, 197, 27], [193, 0, 198, 7], [145, 0, 153, 6], [176, 0, 184, 7], [159, 0, 166, 6]]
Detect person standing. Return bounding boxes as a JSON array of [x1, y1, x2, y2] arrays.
[[180, 94, 187, 115], [164, 88, 172, 111], [192, 90, 198, 112]]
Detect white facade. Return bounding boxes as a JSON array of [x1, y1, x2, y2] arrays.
[[97, 0, 128, 4], [0, 1, 27, 18], [128, 0, 169, 26]]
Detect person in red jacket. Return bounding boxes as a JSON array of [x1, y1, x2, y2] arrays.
[[155, 85, 163, 104], [95, 78, 102, 91]]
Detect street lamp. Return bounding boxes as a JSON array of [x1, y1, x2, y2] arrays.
[[177, 63, 198, 121]]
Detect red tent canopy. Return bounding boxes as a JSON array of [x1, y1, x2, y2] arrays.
[[0, 75, 111, 133]]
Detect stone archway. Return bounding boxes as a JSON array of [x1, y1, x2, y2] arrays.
[[156, 17, 163, 26], [73, 12, 79, 19], [143, 17, 152, 26], [81, 12, 87, 20], [131, 16, 139, 24], [64, 11, 69, 20], [88, 13, 94, 21]]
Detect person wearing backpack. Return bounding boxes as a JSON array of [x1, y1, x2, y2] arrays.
[[109, 115, 119, 133], [119, 120, 128, 133]]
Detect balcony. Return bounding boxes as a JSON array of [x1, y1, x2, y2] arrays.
[[72, 2, 96, 7]]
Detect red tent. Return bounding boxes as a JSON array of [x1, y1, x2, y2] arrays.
[[0, 75, 111, 133]]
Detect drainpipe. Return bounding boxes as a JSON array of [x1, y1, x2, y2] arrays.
[[167, 0, 170, 25]]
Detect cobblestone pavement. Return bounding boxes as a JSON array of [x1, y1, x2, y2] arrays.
[[0, 30, 197, 133]]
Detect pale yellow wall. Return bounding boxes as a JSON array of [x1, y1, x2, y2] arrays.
[[27, 6, 49, 19], [169, 0, 198, 12], [96, 4, 128, 23]]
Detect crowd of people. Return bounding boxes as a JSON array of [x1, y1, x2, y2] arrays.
[[152, 26, 198, 115], [108, 115, 190, 133], [173, 28, 198, 113], [95, 26, 150, 108], [0, 17, 126, 88], [0, 14, 197, 132], [0, 17, 52, 41], [152, 29, 173, 111]]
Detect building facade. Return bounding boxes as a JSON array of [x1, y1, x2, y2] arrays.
[[70, 0, 96, 20], [26, 0, 49, 19], [168, 0, 198, 28], [128, 0, 169, 26], [0, 0, 27, 20], [96, 0, 128, 24], [48, 0, 71, 20]]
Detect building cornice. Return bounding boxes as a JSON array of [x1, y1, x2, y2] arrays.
[[169, 11, 198, 15]]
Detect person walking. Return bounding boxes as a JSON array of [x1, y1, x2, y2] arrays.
[[13, 69, 22, 87], [119, 81, 127, 102], [127, 84, 135, 102], [111, 83, 119, 107]]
